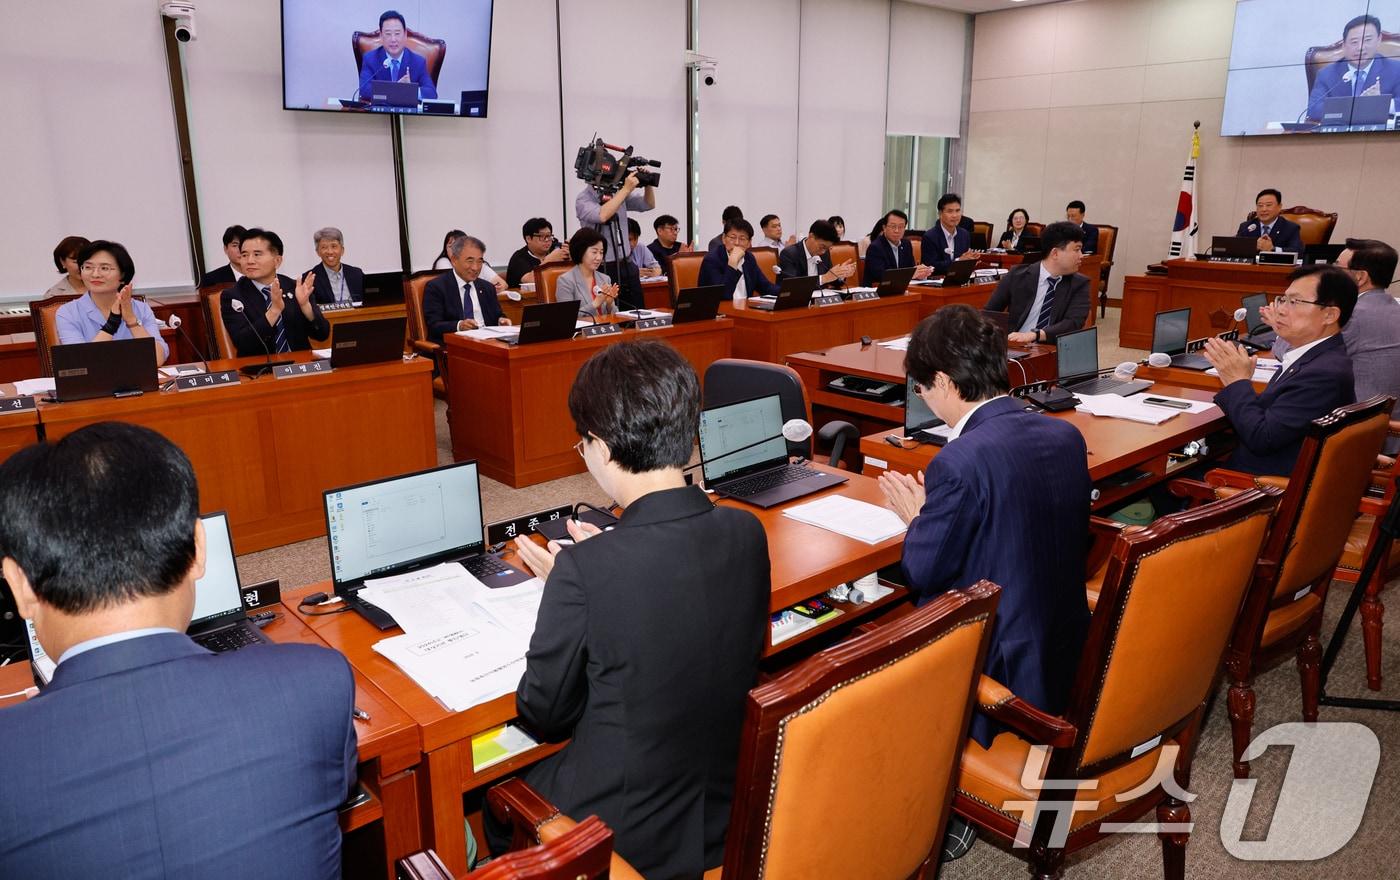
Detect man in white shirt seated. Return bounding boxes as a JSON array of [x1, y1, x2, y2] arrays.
[[753, 214, 796, 250]]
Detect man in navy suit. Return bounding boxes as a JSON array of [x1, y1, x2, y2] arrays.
[[921, 193, 973, 274], [862, 209, 935, 286], [308, 226, 365, 304], [422, 234, 510, 344], [1065, 200, 1099, 254], [0, 423, 356, 880], [1236, 189, 1304, 254], [1203, 265, 1357, 477], [984, 221, 1091, 344], [358, 10, 438, 100], [199, 224, 246, 288], [1307, 14, 1400, 122], [777, 219, 856, 289], [698, 218, 782, 300], [221, 228, 330, 357]]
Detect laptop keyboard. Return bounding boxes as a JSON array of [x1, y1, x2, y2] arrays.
[[1069, 376, 1136, 396], [722, 464, 822, 497], [464, 554, 511, 578], [193, 625, 262, 654]]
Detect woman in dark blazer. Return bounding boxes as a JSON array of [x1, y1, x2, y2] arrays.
[[998, 208, 1032, 252]]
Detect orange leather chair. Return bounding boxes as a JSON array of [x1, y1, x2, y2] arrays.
[[748, 246, 778, 283], [667, 252, 707, 306], [352, 28, 446, 88], [970, 220, 994, 250], [28, 294, 80, 377], [397, 812, 617, 880], [828, 241, 858, 280], [531, 262, 575, 304], [1172, 396, 1395, 777], [1243, 207, 1338, 246], [1095, 223, 1119, 316], [1335, 449, 1399, 689], [404, 269, 448, 400], [956, 488, 1277, 880], [486, 582, 1002, 880], [1025, 222, 1046, 238], [198, 288, 237, 360], [905, 235, 923, 264]]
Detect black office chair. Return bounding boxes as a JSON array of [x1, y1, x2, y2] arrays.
[[702, 359, 862, 469]]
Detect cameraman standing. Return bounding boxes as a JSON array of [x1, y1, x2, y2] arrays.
[[575, 171, 655, 311]]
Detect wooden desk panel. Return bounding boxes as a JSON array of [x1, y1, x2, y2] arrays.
[[0, 406, 40, 464], [1120, 260, 1292, 349], [0, 333, 41, 383], [445, 319, 733, 488], [914, 281, 998, 319], [1136, 364, 1268, 393], [720, 295, 920, 363]]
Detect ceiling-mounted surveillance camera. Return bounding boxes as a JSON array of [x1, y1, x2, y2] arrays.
[[160, 1, 197, 43], [684, 50, 718, 86]]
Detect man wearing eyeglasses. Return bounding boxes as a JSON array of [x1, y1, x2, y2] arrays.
[[1202, 264, 1357, 477], [505, 218, 567, 289]]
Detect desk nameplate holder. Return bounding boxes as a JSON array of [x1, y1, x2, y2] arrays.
[[813, 295, 844, 308], [0, 395, 36, 414], [274, 360, 332, 380], [579, 323, 623, 339], [634, 316, 673, 330], [486, 504, 573, 545], [849, 291, 879, 302], [175, 370, 240, 392]]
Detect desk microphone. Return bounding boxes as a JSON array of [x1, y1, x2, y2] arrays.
[[1114, 352, 1172, 379], [166, 314, 211, 375], [228, 298, 292, 377]]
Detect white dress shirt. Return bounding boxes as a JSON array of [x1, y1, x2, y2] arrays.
[[1017, 263, 1058, 334], [949, 395, 1008, 440]]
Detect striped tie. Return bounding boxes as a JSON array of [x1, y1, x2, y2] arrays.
[[263, 287, 290, 353], [1035, 276, 1059, 330]]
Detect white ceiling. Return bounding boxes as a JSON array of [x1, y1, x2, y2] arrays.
[[903, 0, 1067, 14]]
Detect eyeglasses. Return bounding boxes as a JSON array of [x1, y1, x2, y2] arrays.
[[573, 438, 587, 458], [1273, 295, 1326, 310], [81, 263, 119, 274], [530, 233, 554, 241]]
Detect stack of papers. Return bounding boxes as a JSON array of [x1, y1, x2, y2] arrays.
[[878, 336, 911, 351], [782, 495, 908, 545], [1074, 393, 1217, 425], [458, 325, 524, 341], [366, 563, 545, 713], [12, 378, 54, 396], [1207, 357, 1281, 384]]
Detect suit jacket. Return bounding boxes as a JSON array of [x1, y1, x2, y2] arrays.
[[1215, 333, 1355, 477], [1307, 56, 1400, 120], [921, 224, 972, 274], [862, 236, 917, 286], [516, 486, 769, 879], [1271, 291, 1400, 403], [422, 270, 505, 344], [222, 275, 330, 357], [777, 240, 840, 288], [1235, 215, 1304, 254], [984, 261, 1091, 342], [0, 633, 356, 879], [357, 46, 437, 99], [698, 242, 780, 300], [1076, 222, 1100, 254], [309, 262, 364, 304], [555, 265, 614, 319], [199, 263, 236, 288], [901, 397, 1091, 747]]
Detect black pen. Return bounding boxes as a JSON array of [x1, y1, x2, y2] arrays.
[[352, 707, 371, 722]]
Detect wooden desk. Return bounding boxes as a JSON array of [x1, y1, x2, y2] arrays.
[[0, 333, 40, 383], [786, 337, 1056, 435], [502, 279, 672, 324], [912, 280, 998, 319], [444, 318, 733, 488], [149, 292, 409, 360], [1120, 260, 1292, 349], [311, 303, 410, 347], [720, 294, 920, 363], [19, 352, 436, 553], [860, 384, 1233, 511], [1136, 364, 1269, 394], [0, 400, 40, 464]]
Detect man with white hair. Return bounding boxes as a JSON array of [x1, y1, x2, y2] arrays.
[[308, 227, 365, 305]]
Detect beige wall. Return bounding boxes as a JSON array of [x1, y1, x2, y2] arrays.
[[965, 0, 1400, 302]]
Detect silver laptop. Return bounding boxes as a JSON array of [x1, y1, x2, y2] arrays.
[[1057, 326, 1151, 397], [186, 512, 272, 653], [697, 393, 846, 508]]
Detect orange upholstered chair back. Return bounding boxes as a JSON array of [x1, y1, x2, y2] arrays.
[[352, 28, 446, 85], [722, 582, 1000, 879], [1305, 31, 1400, 92], [199, 289, 236, 360], [1025, 221, 1046, 237], [667, 252, 707, 305], [828, 241, 858, 275], [403, 270, 439, 345], [1244, 207, 1338, 246], [748, 246, 779, 283], [532, 262, 575, 304], [970, 220, 994, 249], [906, 236, 922, 264], [1096, 223, 1118, 263], [28, 294, 79, 377]]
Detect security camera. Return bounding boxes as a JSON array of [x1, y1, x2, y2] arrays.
[[160, 1, 197, 43], [684, 50, 718, 86]]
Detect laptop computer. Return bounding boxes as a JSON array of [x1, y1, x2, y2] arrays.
[[1302, 244, 1345, 265], [749, 275, 820, 311], [1018, 235, 1042, 254], [1057, 326, 1151, 397], [370, 79, 420, 108], [904, 377, 951, 445], [359, 271, 406, 306], [1151, 308, 1212, 370], [671, 285, 725, 323], [1210, 236, 1257, 261], [927, 258, 978, 288], [1239, 292, 1278, 353], [186, 511, 272, 653], [873, 265, 918, 297], [697, 393, 847, 508], [324, 460, 534, 630], [50, 338, 159, 401], [1321, 94, 1392, 128], [498, 300, 583, 345], [328, 317, 406, 368]]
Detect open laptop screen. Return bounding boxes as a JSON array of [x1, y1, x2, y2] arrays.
[[189, 513, 244, 627], [325, 462, 485, 585], [905, 377, 941, 434], [1056, 326, 1099, 383], [1151, 308, 1191, 356], [699, 394, 787, 484], [1242, 293, 1269, 334]]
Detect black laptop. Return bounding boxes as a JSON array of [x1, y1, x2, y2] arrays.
[[370, 79, 420, 108], [904, 377, 950, 445], [359, 271, 406, 306], [672, 285, 725, 323], [929, 258, 978, 288], [1320, 94, 1391, 129], [324, 460, 533, 630], [1210, 235, 1257, 261], [697, 393, 846, 508], [186, 511, 272, 653], [500, 300, 582, 345], [749, 275, 820, 311], [872, 265, 918, 297], [50, 338, 159, 401], [1057, 326, 1151, 397], [1239, 292, 1278, 353], [1302, 244, 1345, 265], [1151, 308, 1211, 370], [328, 316, 406, 368]]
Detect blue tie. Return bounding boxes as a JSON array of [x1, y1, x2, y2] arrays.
[[263, 286, 290, 353], [1035, 276, 1059, 330], [461, 283, 475, 320], [390, 59, 400, 82]]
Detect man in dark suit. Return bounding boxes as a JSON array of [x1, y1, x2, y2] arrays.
[[357, 11, 437, 100], [0, 422, 356, 880], [1306, 14, 1400, 121], [503, 340, 769, 878], [778, 219, 856, 288], [863, 209, 935, 286], [922, 193, 973, 274], [221, 228, 329, 357], [698, 218, 782, 300], [1065, 200, 1099, 254], [984, 221, 1091, 344], [308, 226, 365, 304], [199, 224, 246, 288], [1236, 189, 1304, 254], [1203, 265, 1358, 476], [422, 234, 510, 344]]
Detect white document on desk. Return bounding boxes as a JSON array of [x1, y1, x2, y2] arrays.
[[1074, 393, 1213, 425], [878, 336, 911, 351], [458, 325, 521, 341], [373, 624, 529, 712], [782, 495, 907, 545], [1207, 358, 1280, 384], [12, 378, 55, 396]]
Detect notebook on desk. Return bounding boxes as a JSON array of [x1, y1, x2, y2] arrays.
[[697, 393, 845, 508]]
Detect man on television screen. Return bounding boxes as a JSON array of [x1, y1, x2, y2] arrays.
[[1306, 14, 1397, 121], [357, 10, 438, 100]]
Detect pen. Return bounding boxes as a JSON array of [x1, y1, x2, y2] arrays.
[[352, 706, 371, 722]]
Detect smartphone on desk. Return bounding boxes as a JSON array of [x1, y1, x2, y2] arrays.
[[1142, 396, 1192, 410]]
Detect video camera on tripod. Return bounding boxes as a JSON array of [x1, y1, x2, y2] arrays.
[[574, 138, 661, 194]]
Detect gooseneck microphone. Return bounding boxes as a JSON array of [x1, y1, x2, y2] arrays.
[[228, 297, 292, 377], [166, 314, 210, 375]]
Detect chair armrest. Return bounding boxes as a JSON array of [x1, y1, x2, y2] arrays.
[[1360, 494, 1391, 517], [1203, 468, 1263, 490], [1086, 516, 1126, 579], [395, 850, 454, 880], [1167, 478, 1218, 507], [411, 339, 441, 358], [976, 675, 1077, 749], [486, 780, 646, 880]]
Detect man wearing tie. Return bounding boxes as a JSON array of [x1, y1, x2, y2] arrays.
[[862, 209, 935, 285], [984, 221, 1091, 344], [422, 234, 510, 344], [357, 10, 438, 100], [221, 229, 329, 357], [920, 194, 973, 274], [777, 220, 855, 289], [1236, 189, 1304, 254], [1306, 14, 1399, 122]]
